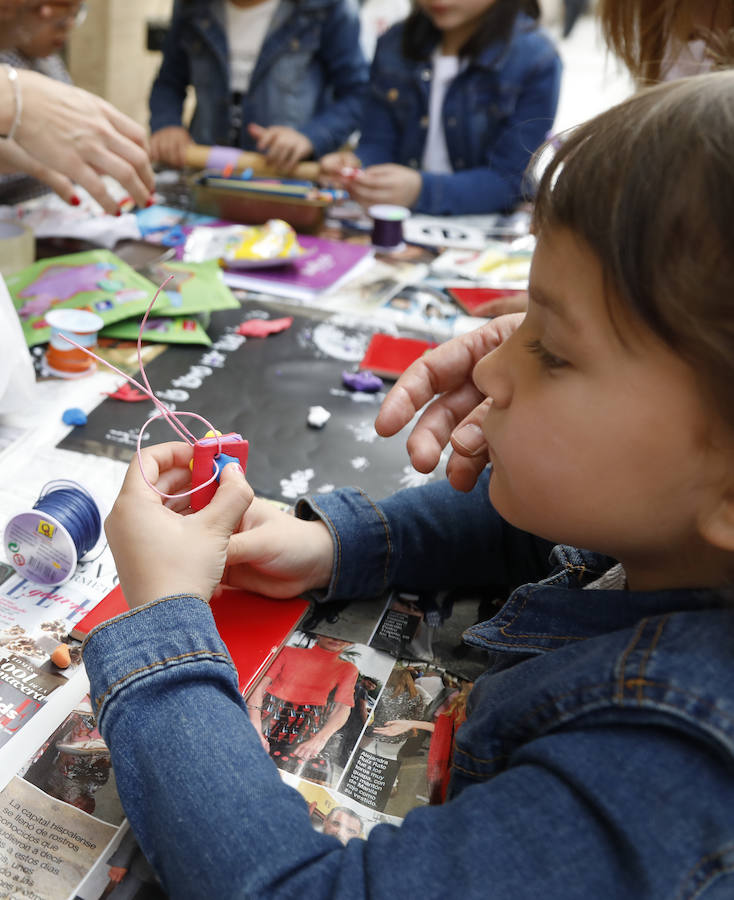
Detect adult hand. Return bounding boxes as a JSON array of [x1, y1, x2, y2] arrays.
[[0, 138, 76, 202], [150, 125, 191, 169], [12, 71, 154, 214], [247, 123, 313, 172], [224, 497, 334, 597], [374, 313, 524, 492], [105, 442, 253, 609], [348, 163, 422, 209]]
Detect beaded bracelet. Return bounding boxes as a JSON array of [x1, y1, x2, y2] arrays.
[[2, 65, 22, 142]]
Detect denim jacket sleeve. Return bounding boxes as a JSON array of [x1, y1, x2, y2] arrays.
[[298, 0, 369, 157], [295, 471, 555, 601], [83, 594, 730, 899], [149, 3, 192, 133]]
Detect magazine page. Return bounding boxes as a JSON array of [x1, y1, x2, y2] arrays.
[[0, 694, 139, 900], [0, 556, 117, 783], [247, 624, 476, 831]]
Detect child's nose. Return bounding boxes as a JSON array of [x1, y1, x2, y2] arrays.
[[472, 345, 513, 409]]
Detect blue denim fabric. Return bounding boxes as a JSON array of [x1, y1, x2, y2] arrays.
[[149, 0, 369, 157], [84, 476, 734, 899], [356, 16, 561, 215]]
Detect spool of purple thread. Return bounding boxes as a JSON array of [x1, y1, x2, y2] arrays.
[[369, 204, 410, 252]]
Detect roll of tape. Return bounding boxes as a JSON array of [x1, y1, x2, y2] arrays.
[[0, 221, 34, 277]]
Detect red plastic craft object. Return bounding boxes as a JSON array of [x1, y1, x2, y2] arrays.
[[190, 432, 249, 510]]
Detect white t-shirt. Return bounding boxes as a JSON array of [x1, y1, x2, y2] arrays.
[[226, 0, 280, 93], [421, 52, 461, 174]]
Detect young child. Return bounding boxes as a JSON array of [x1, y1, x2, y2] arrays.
[[320, 0, 561, 214], [148, 0, 369, 171], [84, 72, 734, 898]]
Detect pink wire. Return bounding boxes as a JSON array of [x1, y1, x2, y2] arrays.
[[59, 276, 226, 500]]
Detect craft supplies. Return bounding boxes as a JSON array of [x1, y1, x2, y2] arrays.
[[191, 172, 329, 233], [368, 204, 410, 252], [185, 221, 306, 269], [3, 480, 102, 586], [184, 143, 320, 181], [44, 308, 104, 378]]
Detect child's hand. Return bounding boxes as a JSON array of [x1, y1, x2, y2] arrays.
[[318, 150, 362, 184], [223, 498, 335, 598], [247, 123, 313, 171], [374, 314, 525, 492], [105, 442, 253, 609], [150, 126, 192, 169], [348, 164, 422, 209]]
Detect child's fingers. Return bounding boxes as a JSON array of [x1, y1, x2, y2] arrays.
[[197, 464, 253, 536]]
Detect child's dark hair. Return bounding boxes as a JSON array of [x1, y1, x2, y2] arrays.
[[532, 71, 734, 430], [402, 1, 540, 61]]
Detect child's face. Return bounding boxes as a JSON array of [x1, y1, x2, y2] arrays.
[[472, 226, 732, 590], [418, 0, 496, 51]]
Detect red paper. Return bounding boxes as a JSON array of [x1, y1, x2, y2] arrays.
[[359, 333, 437, 380], [71, 584, 308, 697], [447, 286, 526, 315]]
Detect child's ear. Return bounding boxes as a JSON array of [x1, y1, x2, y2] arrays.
[[698, 487, 734, 552]]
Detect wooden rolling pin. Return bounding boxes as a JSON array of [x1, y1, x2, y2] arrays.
[[184, 144, 321, 181]]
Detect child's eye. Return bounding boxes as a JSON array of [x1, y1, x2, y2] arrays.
[[524, 339, 568, 369]]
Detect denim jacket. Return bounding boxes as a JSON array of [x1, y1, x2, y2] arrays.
[[357, 17, 562, 215], [84, 472, 734, 899], [149, 0, 369, 157]]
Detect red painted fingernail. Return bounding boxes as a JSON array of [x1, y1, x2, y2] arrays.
[[69, 194, 81, 206], [115, 209, 121, 217], [146, 196, 155, 207]]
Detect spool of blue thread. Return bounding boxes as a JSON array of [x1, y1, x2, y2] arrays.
[[369, 204, 410, 252], [3, 480, 102, 586]]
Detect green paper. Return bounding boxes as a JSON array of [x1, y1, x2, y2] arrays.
[[101, 314, 212, 346], [138, 259, 240, 317], [5, 249, 158, 347]]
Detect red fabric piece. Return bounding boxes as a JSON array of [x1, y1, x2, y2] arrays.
[[235, 316, 294, 338]]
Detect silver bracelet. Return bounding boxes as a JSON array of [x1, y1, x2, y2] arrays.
[[2, 65, 22, 142]]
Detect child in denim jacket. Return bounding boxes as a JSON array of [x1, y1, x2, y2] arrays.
[[85, 72, 734, 899], [149, 0, 369, 171], [320, 0, 561, 214]]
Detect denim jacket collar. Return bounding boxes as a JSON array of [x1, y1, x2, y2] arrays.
[[464, 544, 729, 654]]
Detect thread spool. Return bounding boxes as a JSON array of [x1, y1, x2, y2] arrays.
[[368, 204, 410, 253], [4, 480, 102, 585], [45, 309, 104, 379]]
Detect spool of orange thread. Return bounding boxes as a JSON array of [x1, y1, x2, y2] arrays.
[[44, 309, 104, 378]]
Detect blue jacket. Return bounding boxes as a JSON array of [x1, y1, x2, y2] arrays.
[[84, 472, 734, 899], [149, 0, 369, 157], [358, 16, 562, 215]]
